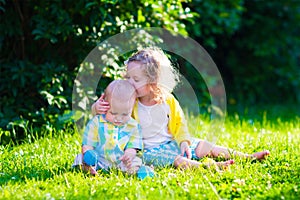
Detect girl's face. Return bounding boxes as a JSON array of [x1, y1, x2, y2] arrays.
[[125, 61, 150, 98]]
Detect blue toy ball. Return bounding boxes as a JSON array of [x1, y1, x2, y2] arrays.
[[137, 165, 155, 180], [83, 150, 98, 166]]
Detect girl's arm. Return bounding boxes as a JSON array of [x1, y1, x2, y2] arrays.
[[166, 94, 191, 145], [166, 94, 192, 158]]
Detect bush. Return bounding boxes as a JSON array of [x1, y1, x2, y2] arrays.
[[0, 0, 194, 144]]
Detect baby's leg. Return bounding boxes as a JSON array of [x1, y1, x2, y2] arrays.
[[82, 150, 100, 175], [195, 140, 269, 160]]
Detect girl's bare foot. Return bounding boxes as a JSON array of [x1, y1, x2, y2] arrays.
[[215, 159, 235, 171], [252, 150, 270, 160], [215, 159, 235, 167]]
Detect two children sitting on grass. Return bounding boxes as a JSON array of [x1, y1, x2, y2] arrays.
[[73, 47, 269, 178]]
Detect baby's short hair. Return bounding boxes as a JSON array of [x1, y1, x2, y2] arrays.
[[104, 80, 136, 104]]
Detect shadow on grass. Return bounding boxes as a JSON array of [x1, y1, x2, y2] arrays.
[[0, 162, 74, 185], [0, 162, 124, 186]]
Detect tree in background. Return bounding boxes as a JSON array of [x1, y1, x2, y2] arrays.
[[0, 0, 193, 143], [185, 0, 300, 106]]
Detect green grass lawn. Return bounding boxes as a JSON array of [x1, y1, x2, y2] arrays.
[[0, 112, 299, 199]]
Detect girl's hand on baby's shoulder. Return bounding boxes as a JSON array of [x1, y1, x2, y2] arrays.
[[93, 94, 110, 115]]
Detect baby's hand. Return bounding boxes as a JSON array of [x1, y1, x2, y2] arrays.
[[180, 141, 191, 159], [119, 149, 137, 168], [93, 94, 110, 115]]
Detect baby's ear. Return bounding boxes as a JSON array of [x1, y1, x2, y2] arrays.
[[103, 95, 110, 102]]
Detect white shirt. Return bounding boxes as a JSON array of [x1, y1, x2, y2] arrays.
[[137, 101, 172, 148]]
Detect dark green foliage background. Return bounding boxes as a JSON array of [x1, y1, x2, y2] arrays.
[[0, 0, 299, 144]]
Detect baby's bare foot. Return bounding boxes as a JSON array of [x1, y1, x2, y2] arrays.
[[252, 150, 270, 160], [81, 163, 98, 175], [90, 167, 98, 175]]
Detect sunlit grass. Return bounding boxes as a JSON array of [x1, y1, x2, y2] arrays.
[[0, 112, 299, 199]]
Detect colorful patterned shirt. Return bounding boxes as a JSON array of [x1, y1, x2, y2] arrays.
[[82, 114, 142, 164]]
